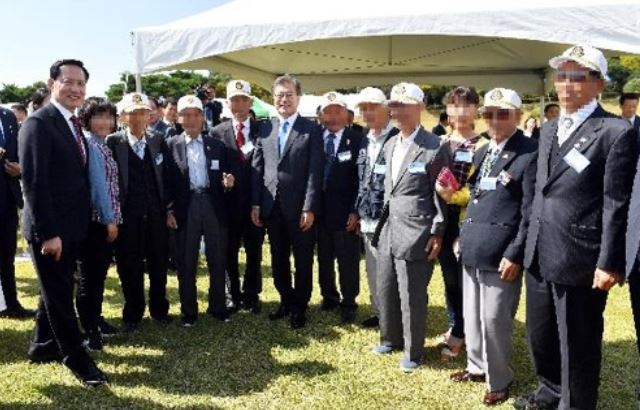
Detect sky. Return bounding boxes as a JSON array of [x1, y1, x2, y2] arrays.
[[0, 0, 229, 98]]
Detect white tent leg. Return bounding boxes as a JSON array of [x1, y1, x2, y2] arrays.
[[135, 73, 142, 93]]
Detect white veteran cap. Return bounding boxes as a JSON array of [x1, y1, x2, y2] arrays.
[[177, 95, 204, 113], [482, 88, 522, 110], [357, 87, 387, 106], [549, 44, 610, 81], [226, 79, 252, 99], [320, 91, 348, 111], [119, 92, 151, 114], [387, 82, 424, 105]]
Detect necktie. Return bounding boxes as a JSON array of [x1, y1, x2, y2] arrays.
[[134, 140, 146, 160], [236, 123, 246, 148], [324, 133, 336, 188], [278, 121, 290, 156], [475, 147, 498, 194], [558, 117, 574, 146], [69, 115, 87, 166], [0, 124, 5, 148]]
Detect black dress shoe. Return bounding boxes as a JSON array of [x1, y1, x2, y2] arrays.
[[63, 355, 108, 387], [243, 299, 262, 314], [0, 305, 36, 319], [341, 308, 356, 324], [98, 318, 119, 338], [290, 311, 306, 329], [121, 322, 139, 333], [361, 316, 379, 328], [269, 304, 290, 320], [181, 314, 197, 327], [28, 345, 63, 364], [83, 330, 104, 352], [209, 310, 230, 322], [320, 299, 339, 311]]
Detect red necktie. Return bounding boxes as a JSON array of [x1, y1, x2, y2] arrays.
[[236, 122, 246, 162], [69, 115, 87, 166]]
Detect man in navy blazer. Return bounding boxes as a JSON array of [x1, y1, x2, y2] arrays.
[[251, 75, 324, 329], [517, 45, 638, 410], [20, 59, 107, 386], [0, 106, 32, 318]]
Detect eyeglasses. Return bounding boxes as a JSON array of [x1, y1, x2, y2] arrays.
[[554, 70, 601, 83], [482, 109, 515, 120], [274, 93, 296, 100]]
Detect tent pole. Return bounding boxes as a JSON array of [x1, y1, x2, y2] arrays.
[[135, 73, 142, 93]]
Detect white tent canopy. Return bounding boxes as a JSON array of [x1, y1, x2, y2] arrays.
[[132, 0, 640, 95]]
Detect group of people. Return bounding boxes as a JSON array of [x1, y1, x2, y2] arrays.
[[1, 43, 640, 409]]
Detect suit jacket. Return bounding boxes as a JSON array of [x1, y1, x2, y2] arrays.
[[164, 132, 230, 228], [251, 115, 324, 221], [211, 118, 258, 220], [459, 130, 538, 270], [632, 116, 640, 135], [432, 123, 447, 136], [320, 127, 363, 231], [0, 107, 23, 212], [524, 105, 638, 286], [19, 103, 90, 242], [380, 127, 449, 261], [355, 126, 399, 221], [106, 130, 166, 210]]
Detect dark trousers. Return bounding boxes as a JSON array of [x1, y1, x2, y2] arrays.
[[0, 205, 19, 309], [265, 201, 316, 312], [630, 273, 640, 355], [176, 193, 227, 316], [226, 212, 265, 305], [76, 222, 114, 332], [28, 239, 85, 359], [438, 206, 464, 338], [317, 222, 360, 308], [115, 211, 169, 324], [526, 272, 607, 410]]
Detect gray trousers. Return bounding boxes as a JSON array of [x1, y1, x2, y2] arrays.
[[377, 246, 434, 362], [462, 265, 522, 391], [363, 233, 379, 316], [176, 193, 227, 317]]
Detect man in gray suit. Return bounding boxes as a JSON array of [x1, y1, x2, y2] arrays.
[[251, 75, 324, 329], [372, 82, 449, 372]]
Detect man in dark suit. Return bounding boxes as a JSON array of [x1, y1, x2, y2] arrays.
[[431, 111, 449, 136], [620, 92, 640, 134], [517, 45, 639, 410], [0, 107, 33, 318], [19, 59, 107, 386], [165, 95, 235, 326], [372, 82, 449, 372], [251, 75, 324, 329], [450, 88, 538, 406], [107, 93, 171, 333], [212, 80, 265, 314], [315, 92, 363, 324]]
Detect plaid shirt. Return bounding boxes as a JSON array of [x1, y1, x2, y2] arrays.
[[449, 135, 482, 187]]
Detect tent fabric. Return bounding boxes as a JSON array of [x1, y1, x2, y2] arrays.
[[132, 0, 640, 94]]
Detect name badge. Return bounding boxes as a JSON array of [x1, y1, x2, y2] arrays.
[[408, 161, 427, 174], [210, 159, 220, 171], [154, 153, 163, 165], [479, 177, 498, 191], [497, 170, 512, 186], [373, 163, 386, 175], [241, 141, 255, 155], [337, 151, 352, 162], [454, 150, 473, 163], [563, 148, 590, 173]]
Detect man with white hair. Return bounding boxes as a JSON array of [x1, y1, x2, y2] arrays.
[[355, 87, 398, 328], [372, 82, 449, 372], [518, 45, 638, 410]]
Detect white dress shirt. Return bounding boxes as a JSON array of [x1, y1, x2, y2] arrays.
[[127, 130, 147, 158], [367, 122, 393, 166], [232, 117, 251, 139], [277, 112, 299, 144], [391, 126, 420, 184], [184, 133, 209, 190], [50, 98, 79, 138], [628, 115, 637, 126], [323, 128, 344, 156], [557, 99, 598, 146]]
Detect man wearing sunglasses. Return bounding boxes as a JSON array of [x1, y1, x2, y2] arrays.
[[517, 45, 638, 410]]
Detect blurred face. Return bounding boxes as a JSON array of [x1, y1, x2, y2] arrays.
[[525, 117, 537, 130], [47, 64, 86, 111], [621, 98, 639, 120], [164, 103, 177, 123], [229, 95, 252, 120], [554, 61, 604, 113], [148, 100, 160, 124], [179, 108, 204, 136], [125, 109, 150, 136], [482, 108, 521, 139], [273, 82, 300, 118], [89, 112, 116, 138], [322, 105, 348, 133], [206, 87, 216, 99], [12, 108, 26, 123], [445, 103, 477, 133], [389, 102, 422, 130], [545, 105, 560, 120], [360, 103, 390, 131]]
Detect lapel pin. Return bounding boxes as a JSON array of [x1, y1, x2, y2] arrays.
[[579, 137, 587, 142], [574, 143, 580, 148], [346, 139, 350, 146], [502, 154, 509, 159]]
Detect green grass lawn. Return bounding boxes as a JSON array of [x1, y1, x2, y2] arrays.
[[0, 246, 638, 409]]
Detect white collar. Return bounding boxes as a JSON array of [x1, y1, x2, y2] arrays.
[[232, 117, 251, 131], [50, 98, 75, 121], [184, 132, 203, 144], [368, 122, 393, 141], [489, 129, 517, 152], [278, 112, 299, 127], [127, 130, 146, 146], [627, 115, 637, 125], [397, 126, 420, 145], [323, 128, 345, 139], [559, 99, 598, 125]]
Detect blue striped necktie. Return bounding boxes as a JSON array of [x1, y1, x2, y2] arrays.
[[278, 121, 290, 156]]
